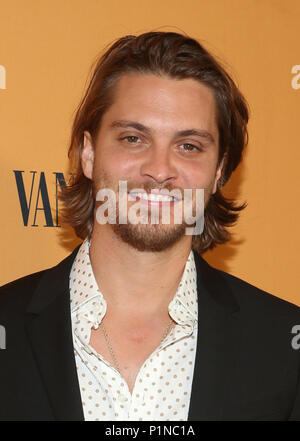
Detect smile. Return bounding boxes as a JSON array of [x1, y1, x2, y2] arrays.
[[129, 191, 180, 205]]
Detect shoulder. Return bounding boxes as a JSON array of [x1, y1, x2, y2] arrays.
[[0, 270, 46, 311], [195, 252, 300, 319], [0, 244, 81, 315], [0, 270, 46, 292], [218, 267, 300, 315], [195, 255, 300, 354]]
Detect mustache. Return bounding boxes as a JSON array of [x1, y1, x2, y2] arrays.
[[93, 174, 198, 200]]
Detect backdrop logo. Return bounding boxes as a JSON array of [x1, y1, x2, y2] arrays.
[[13, 171, 66, 227], [291, 65, 300, 90], [0, 65, 6, 90]]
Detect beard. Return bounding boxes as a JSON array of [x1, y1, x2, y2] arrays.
[[111, 218, 188, 252], [92, 171, 203, 253]]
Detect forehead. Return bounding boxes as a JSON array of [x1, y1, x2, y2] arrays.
[[101, 73, 218, 136]]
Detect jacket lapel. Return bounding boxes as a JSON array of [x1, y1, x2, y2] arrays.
[[188, 252, 241, 421], [25, 245, 84, 421]]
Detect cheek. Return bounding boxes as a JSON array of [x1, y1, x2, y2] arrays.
[[94, 149, 136, 179], [182, 162, 218, 190]]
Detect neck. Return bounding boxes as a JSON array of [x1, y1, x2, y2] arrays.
[[89, 224, 192, 317]]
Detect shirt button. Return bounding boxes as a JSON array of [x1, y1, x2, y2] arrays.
[[118, 394, 127, 403]]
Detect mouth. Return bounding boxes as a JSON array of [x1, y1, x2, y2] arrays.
[[128, 190, 181, 206]]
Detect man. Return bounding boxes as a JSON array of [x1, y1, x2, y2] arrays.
[[0, 32, 300, 421]]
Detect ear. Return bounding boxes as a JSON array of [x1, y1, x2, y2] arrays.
[[81, 131, 95, 180], [212, 155, 226, 194]]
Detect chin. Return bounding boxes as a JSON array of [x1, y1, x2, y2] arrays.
[[111, 222, 188, 252]]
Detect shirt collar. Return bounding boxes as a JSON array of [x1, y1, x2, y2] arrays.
[[69, 238, 102, 313], [69, 238, 198, 326], [168, 251, 198, 324]]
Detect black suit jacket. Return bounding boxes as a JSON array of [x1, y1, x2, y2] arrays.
[[0, 245, 300, 421]]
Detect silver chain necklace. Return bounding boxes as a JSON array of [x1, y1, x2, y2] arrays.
[[100, 317, 174, 375]]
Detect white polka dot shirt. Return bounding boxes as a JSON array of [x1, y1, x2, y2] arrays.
[[69, 239, 198, 421]]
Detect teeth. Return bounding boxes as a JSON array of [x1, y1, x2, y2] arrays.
[[147, 194, 174, 202], [130, 192, 175, 202]]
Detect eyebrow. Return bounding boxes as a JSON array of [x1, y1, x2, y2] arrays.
[[110, 120, 216, 144]]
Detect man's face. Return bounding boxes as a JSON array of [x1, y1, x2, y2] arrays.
[[82, 73, 223, 252]]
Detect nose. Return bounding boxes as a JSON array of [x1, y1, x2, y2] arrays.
[[139, 144, 178, 185]]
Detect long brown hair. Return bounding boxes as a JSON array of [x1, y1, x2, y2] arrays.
[[59, 31, 249, 254]]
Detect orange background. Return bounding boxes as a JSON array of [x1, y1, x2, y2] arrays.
[[0, 0, 299, 305]]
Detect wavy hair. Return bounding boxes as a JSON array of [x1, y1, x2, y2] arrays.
[[59, 31, 249, 254]]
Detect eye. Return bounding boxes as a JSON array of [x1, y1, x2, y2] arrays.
[[121, 135, 141, 144], [179, 143, 200, 152]]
